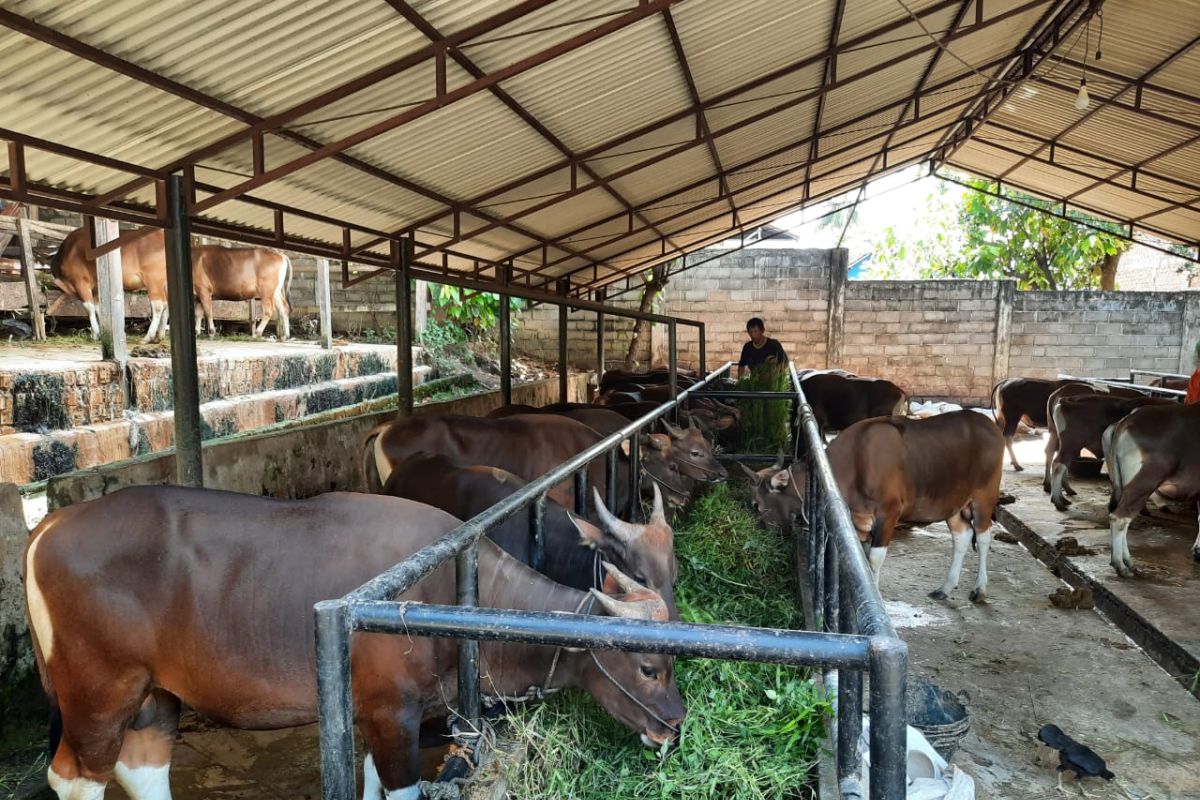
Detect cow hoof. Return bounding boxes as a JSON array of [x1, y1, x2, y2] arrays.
[[1112, 561, 1134, 578], [1192, 548, 1200, 563], [969, 589, 986, 603], [1065, 486, 1078, 497], [928, 589, 948, 601], [1042, 483, 1051, 494], [1052, 500, 1071, 512]]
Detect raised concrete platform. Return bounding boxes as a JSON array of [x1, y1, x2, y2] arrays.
[[997, 437, 1200, 699], [0, 340, 425, 484]]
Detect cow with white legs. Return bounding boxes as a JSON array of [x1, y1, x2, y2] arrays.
[[24, 486, 685, 800], [1104, 403, 1200, 576], [743, 411, 1004, 601]]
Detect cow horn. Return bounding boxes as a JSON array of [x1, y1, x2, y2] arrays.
[[600, 561, 644, 594], [662, 419, 686, 439], [650, 482, 667, 526], [738, 462, 761, 483], [591, 488, 640, 544], [588, 588, 666, 621], [771, 450, 786, 471]]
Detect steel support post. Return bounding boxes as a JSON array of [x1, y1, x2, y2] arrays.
[[314, 600, 356, 800], [824, 526, 839, 635], [164, 175, 203, 488], [574, 469, 588, 517], [868, 637, 908, 800], [396, 238, 414, 416], [697, 322, 706, 377], [838, 578, 863, 788], [668, 321, 678, 424], [595, 288, 606, 394], [529, 494, 547, 572], [605, 448, 619, 513], [627, 434, 641, 523], [557, 279, 569, 402], [456, 542, 481, 728], [499, 262, 512, 406]]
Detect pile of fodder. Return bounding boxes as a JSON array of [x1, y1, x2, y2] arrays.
[[734, 365, 793, 455], [502, 483, 829, 799]]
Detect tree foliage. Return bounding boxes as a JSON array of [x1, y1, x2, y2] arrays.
[[429, 284, 523, 336], [871, 177, 1131, 290]]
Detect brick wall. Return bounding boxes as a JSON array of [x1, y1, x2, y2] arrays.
[[1009, 292, 1188, 379], [512, 249, 834, 372], [842, 281, 1000, 402]]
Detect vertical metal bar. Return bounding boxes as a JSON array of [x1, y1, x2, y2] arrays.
[[396, 238, 414, 416], [456, 542, 481, 727], [627, 434, 641, 523], [697, 322, 707, 377], [596, 287, 606, 395], [316, 257, 333, 349], [529, 494, 547, 571], [574, 469, 588, 517], [838, 579, 863, 787], [314, 600, 356, 800], [824, 525, 839, 635], [869, 638, 909, 800], [605, 447, 619, 513], [807, 466, 824, 622], [500, 262, 512, 405], [165, 175, 203, 488], [668, 321, 678, 424], [557, 279, 569, 403]]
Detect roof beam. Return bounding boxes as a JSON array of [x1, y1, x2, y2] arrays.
[[663, 8, 739, 228], [1034, 52, 1200, 110], [397, 0, 1034, 239], [994, 28, 1200, 181], [0, 4, 609, 275], [190, 0, 684, 214], [934, 0, 1100, 167], [382, 0, 681, 263], [1029, 74, 1200, 137], [803, 0, 847, 201]]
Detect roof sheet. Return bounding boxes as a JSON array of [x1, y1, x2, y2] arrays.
[[2, 0, 1197, 297]]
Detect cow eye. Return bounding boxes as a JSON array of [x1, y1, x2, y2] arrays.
[[640, 665, 658, 679], [691, 450, 701, 457], [634, 573, 647, 585]]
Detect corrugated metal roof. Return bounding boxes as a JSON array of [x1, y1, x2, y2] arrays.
[[2, 0, 1197, 296]]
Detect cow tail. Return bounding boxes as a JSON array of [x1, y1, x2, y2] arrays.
[[362, 427, 384, 493], [991, 380, 1006, 431], [284, 255, 293, 313], [1105, 424, 1122, 513]]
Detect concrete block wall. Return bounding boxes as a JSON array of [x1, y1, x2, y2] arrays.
[[512, 296, 648, 370], [1010, 292, 1188, 378], [843, 281, 1000, 402]]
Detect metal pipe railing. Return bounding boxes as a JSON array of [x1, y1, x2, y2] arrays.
[[1058, 372, 1186, 398], [789, 362, 906, 800]]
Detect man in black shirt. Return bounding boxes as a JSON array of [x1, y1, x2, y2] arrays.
[[738, 317, 788, 379]]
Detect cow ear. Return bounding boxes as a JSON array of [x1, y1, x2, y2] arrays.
[[643, 433, 669, 451], [571, 512, 605, 549], [738, 462, 762, 484], [770, 469, 792, 491]]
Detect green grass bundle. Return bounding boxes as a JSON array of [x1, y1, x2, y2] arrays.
[[734, 365, 793, 455], [501, 484, 829, 799]]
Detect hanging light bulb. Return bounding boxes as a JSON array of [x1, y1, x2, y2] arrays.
[[1075, 77, 1091, 110]]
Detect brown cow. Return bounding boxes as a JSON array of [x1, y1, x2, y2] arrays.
[[993, 377, 1087, 470], [745, 411, 1003, 601], [1105, 403, 1200, 575], [25, 486, 684, 800], [49, 227, 291, 343], [799, 372, 907, 436], [1042, 383, 1143, 494], [1048, 394, 1176, 511]]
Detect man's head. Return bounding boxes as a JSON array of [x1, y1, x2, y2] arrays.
[[746, 317, 765, 346]]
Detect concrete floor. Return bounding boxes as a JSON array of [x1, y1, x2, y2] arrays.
[[876, 436, 1200, 800]]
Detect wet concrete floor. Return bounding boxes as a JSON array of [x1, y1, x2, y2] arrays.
[[875, 435, 1200, 800]]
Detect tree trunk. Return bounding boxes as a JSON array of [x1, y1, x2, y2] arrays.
[[623, 264, 670, 370], [1033, 252, 1057, 290], [1099, 252, 1120, 290]]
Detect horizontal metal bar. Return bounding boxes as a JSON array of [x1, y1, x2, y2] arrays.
[[1057, 374, 1186, 398], [350, 602, 873, 669], [716, 454, 797, 464], [693, 390, 797, 399], [343, 363, 735, 604], [1129, 369, 1189, 381], [791, 364, 898, 641]]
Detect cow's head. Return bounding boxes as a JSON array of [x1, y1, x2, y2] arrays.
[[661, 417, 728, 483], [578, 563, 686, 748], [579, 484, 678, 616], [741, 455, 806, 529], [625, 434, 692, 507]]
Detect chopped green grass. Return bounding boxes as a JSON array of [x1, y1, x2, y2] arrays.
[[502, 483, 830, 799]]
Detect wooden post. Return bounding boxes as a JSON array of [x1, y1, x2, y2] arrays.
[[16, 214, 45, 340], [415, 279, 428, 337], [992, 281, 1016, 391], [1179, 292, 1200, 374], [825, 247, 848, 369], [499, 263, 512, 405], [595, 287, 606, 383], [316, 258, 333, 349], [165, 175, 203, 488], [91, 217, 126, 363]]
